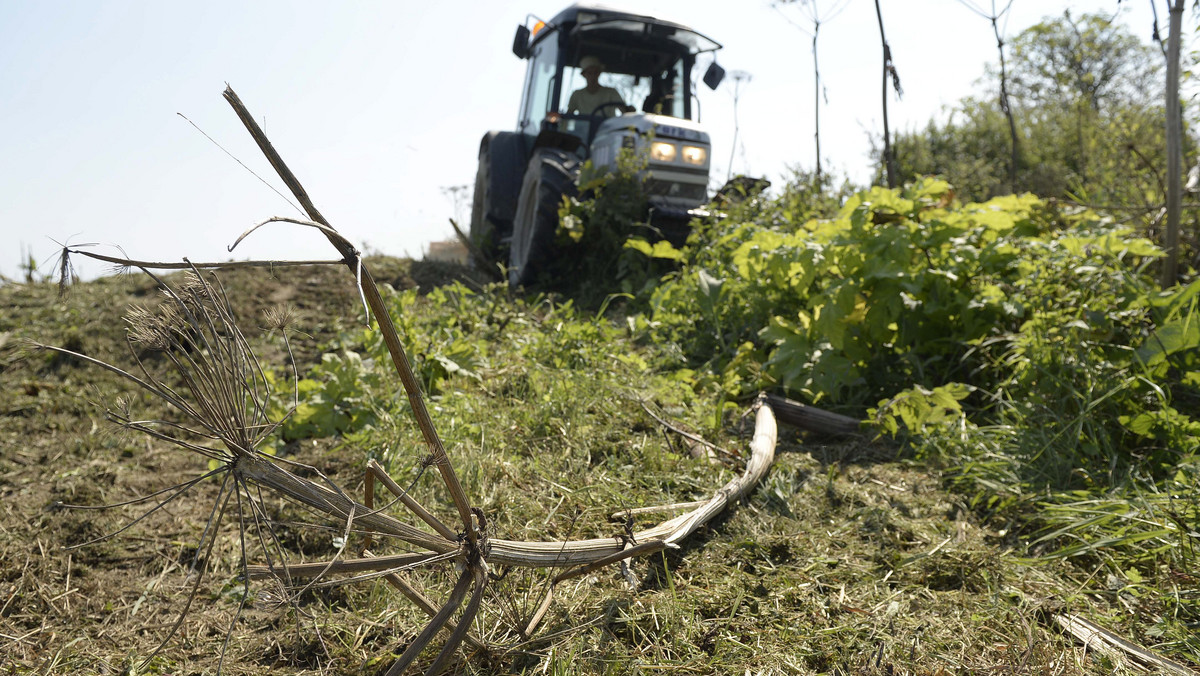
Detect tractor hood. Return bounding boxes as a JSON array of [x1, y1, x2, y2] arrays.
[[595, 112, 710, 145]]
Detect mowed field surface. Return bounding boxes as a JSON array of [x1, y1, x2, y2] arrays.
[[0, 259, 1175, 675]]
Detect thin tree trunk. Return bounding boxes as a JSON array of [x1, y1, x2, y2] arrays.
[[993, 14, 1019, 193], [813, 21, 822, 180], [1161, 0, 1184, 287], [874, 0, 898, 188], [727, 77, 741, 183]]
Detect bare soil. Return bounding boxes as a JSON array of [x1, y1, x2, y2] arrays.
[[0, 258, 1185, 675], [0, 259, 482, 675]]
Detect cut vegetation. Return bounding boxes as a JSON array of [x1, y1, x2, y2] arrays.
[[1, 84, 1197, 675]]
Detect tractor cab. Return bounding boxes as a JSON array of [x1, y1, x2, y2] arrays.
[[471, 4, 726, 286], [512, 4, 723, 150]]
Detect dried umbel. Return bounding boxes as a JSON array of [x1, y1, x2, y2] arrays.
[[36, 85, 783, 675], [117, 271, 279, 462], [124, 305, 172, 351], [43, 264, 780, 673], [262, 302, 297, 332]]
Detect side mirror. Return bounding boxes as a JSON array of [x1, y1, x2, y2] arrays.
[[512, 25, 531, 59], [703, 62, 725, 90]]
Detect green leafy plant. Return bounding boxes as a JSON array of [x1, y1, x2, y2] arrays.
[[277, 350, 381, 441], [548, 147, 668, 301], [274, 173, 1200, 663], [869, 383, 973, 438]]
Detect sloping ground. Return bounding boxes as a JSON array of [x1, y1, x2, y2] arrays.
[[0, 260, 1184, 675]]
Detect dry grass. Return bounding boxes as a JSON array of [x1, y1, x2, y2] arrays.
[[2, 260, 1191, 675]]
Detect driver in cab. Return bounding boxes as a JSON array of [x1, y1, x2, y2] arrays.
[[567, 56, 636, 117]]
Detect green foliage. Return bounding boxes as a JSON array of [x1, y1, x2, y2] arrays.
[[549, 147, 677, 302], [277, 350, 382, 441], [1007, 11, 1157, 111], [869, 383, 972, 438], [885, 11, 1192, 217], [276, 171, 1200, 662], [890, 95, 1182, 208], [636, 175, 1197, 645], [650, 179, 1090, 407], [889, 101, 1016, 202]]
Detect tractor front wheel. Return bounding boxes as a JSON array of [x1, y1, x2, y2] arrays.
[[508, 148, 580, 287]]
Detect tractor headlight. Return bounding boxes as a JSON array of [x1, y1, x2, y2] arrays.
[[681, 145, 707, 166], [650, 141, 677, 163]]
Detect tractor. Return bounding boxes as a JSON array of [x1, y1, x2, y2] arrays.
[[469, 3, 727, 286]]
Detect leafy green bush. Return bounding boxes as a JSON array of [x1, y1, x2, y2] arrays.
[[642, 176, 1200, 497], [650, 180, 1021, 403], [276, 173, 1200, 658], [640, 176, 1197, 646], [276, 349, 383, 441], [549, 148, 671, 302]]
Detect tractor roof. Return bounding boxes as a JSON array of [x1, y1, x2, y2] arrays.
[[534, 3, 722, 57]]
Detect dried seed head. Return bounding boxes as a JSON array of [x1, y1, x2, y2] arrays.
[[157, 300, 183, 327], [254, 580, 289, 611], [113, 395, 133, 420], [262, 304, 296, 331], [176, 272, 207, 297], [56, 249, 78, 299], [125, 306, 171, 350], [171, 273, 221, 319]]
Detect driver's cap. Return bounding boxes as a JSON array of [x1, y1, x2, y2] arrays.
[[579, 56, 604, 73]]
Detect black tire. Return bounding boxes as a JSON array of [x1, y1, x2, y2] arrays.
[[508, 148, 580, 287], [469, 144, 498, 265]]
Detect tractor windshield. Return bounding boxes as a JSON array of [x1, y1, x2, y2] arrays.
[[561, 57, 684, 118], [515, 9, 721, 139]]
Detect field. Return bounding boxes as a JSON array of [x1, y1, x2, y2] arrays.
[[2, 251, 1192, 675]]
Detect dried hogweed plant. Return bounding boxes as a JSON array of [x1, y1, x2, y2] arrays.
[[36, 86, 780, 675]]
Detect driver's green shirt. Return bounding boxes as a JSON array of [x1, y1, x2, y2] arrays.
[[566, 86, 627, 117]]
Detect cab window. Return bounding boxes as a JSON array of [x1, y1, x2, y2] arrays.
[[518, 36, 559, 136], [559, 57, 685, 119]]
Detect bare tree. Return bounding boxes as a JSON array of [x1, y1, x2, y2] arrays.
[[727, 70, 753, 182], [773, 0, 850, 180], [874, 0, 902, 188], [958, 0, 1019, 193], [1161, 0, 1185, 286]]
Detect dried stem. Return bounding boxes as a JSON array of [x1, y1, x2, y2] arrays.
[[252, 404, 779, 571], [367, 459, 457, 541], [64, 247, 345, 271], [222, 85, 477, 545], [552, 540, 672, 584], [363, 549, 487, 651], [423, 566, 488, 675], [384, 568, 475, 676], [45, 85, 794, 675], [640, 400, 739, 460]]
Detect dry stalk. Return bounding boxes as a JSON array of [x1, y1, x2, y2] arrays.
[[1053, 614, 1197, 675], [61, 247, 345, 272], [44, 259, 782, 672], [43, 86, 786, 674], [222, 87, 479, 549]]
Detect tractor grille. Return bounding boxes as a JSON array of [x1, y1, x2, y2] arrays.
[[644, 179, 707, 202]]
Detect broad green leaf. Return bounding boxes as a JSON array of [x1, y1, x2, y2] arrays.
[[624, 238, 654, 257], [1136, 317, 1200, 365]]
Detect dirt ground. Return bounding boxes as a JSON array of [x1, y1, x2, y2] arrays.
[[1, 257, 1191, 675], [0, 258, 482, 675]]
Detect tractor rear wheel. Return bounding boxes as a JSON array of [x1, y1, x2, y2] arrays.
[[469, 144, 498, 265], [508, 148, 580, 287]]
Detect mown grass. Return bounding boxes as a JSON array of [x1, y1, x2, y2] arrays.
[[1, 243, 1195, 675], [248, 275, 1191, 673]]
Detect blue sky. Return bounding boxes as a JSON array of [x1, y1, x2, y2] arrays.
[[0, 1, 1169, 280]]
